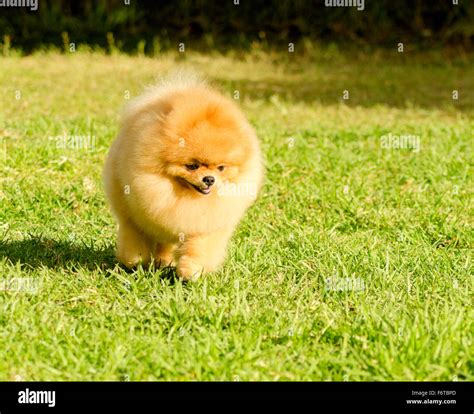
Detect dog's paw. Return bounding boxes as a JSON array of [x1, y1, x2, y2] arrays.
[[154, 255, 176, 268], [154, 244, 176, 268], [117, 253, 148, 269], [176, 257, 204, 282]]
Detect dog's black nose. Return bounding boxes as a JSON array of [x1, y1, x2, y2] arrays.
[[202, 176, 215, 186]]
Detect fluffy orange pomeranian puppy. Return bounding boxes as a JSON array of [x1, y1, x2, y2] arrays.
[[104, 72, 264, 281]]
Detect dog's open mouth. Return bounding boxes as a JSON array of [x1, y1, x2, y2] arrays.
[[179, 178, 212, 195], [190, 183, 212, 195]]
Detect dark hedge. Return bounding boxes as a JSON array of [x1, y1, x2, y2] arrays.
[[0, 0, 472, 53]]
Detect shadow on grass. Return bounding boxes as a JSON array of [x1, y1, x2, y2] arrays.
[[0, 237, 116, 270], [0, 237, 181, 282]]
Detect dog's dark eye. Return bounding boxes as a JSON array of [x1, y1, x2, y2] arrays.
[[217, 165, 225, 172], [186, 164, 199, 171]]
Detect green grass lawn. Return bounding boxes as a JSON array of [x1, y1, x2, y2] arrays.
[[0, 46, 472, 381]]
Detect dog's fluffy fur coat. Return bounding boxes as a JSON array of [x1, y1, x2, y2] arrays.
[[104, 73, 263, 280]]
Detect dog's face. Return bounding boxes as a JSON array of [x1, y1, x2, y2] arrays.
[[163, 126, 249, 196], [153, 96, 254, 196], [170, 160, 234, 195]]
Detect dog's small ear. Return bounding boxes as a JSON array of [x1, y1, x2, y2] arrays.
[[146, 100, 174, 126], [159, 101, 174, 117]]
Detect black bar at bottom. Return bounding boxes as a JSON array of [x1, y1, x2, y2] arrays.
[[0, 382, 470, 412]]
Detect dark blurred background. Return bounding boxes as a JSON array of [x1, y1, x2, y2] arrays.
[[0, 0, 473, 54]]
